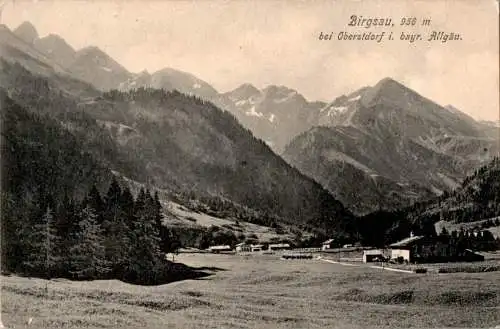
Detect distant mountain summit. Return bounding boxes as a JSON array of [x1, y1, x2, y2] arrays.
[[119, 67, 219, 99], [1, 23, 69, 75], [68, 46, 132, 90], [13, 21, 38, 44], [226, 83, 261, 100], [6, 21, 130, 89], [34, 34, 76, 68], [218, 84, 324, 152]]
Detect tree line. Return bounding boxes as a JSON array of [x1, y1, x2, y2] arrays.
[[439, 227, 500, 252], [2, 178, 178, 285]]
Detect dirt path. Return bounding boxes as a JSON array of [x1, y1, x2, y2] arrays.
[[317, 256, 414, 273]]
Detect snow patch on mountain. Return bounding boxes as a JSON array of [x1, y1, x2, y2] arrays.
[[236, 99, 249, 106], [246, 106, 264, 117], [327, 106, 348, 116], [269, 113, 276, 123], [193, 83, 201, 89], [348, 95, 361, 102]]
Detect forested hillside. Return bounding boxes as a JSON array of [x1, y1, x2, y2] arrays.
[[358, 157, 500, 246], [411, 157, 500, 223], [96, 88, 356, 236]]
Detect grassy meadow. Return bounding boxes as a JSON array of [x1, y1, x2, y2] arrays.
[[2, 253, 499, 329]]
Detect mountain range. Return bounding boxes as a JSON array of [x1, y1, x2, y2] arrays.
[[284, 78, 499, 214], [1, 22, 356, 239], [2, 20, 499, 231]]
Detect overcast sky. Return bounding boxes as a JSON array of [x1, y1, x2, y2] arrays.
[[3, 0, 499, 121]]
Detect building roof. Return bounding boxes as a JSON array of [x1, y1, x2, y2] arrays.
[[251, 244, 264, 248], [269, 243, 290, 248], [389, 235, 425, 248], [235, 242, 247, 247], [208, 245, 232, 250], [363, 249, 383, 255], [322, 239, 335, 244]]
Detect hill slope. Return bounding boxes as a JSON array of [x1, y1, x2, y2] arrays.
[[96, 88, 355, 235], [358, 157, 500, 246]]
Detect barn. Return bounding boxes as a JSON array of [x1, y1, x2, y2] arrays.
[[362, 249, 385, 263], [389, 234, 485, 263], [388, 235, 459, 263]]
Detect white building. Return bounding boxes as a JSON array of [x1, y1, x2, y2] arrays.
[[269, 243, 291, 251], [207, 245, 232, 253], [251, 244, 264, 252], [322, 239, 335, 251], [235, 243, 251, 252], [362, 249, 384, 263]]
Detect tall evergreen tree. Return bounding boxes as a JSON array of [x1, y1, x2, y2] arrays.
[[85, 184, 104, 225], [70, 205, 109, 279], [126, 189, 162, 283], [22, 207, 60, 278], [153, 191, 170, 252], [119, 186, 135, 227], [54, 194, 78, 273], [102, 178, 129, 275]]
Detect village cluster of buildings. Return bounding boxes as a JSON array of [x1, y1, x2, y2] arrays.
[[207, 243, 291, 254], [206, 232, 485, 264]]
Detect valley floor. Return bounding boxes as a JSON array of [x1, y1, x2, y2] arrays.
[[2, 253, 500, 329]]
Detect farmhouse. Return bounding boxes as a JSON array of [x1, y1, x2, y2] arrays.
[[389, 235, 485, 263], [269, 243, 291, 251], [389, 235, 425, 262], [322, 239, 335, 251], [362, 249, 384, 263], [235, 243, 251, 253]]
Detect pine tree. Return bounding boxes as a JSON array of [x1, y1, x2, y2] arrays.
[[54, 194, 78, 274], [126, 189, 162, 284], [22, 207, 60, 278], [70, 205, 109, 279], [86, 184, 104, 225], [1, 192, 24, 273], [102, 178, 129, 275], [153, 191, 170, 252], [119, 186, 135, 227]]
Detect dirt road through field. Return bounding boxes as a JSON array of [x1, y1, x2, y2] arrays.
[[318, 256, 414, 273]]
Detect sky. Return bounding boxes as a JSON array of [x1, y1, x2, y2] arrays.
[[2, 0, 499, 121]]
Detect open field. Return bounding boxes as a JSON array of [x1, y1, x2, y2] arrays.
[[2, 253, 500, 329]]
